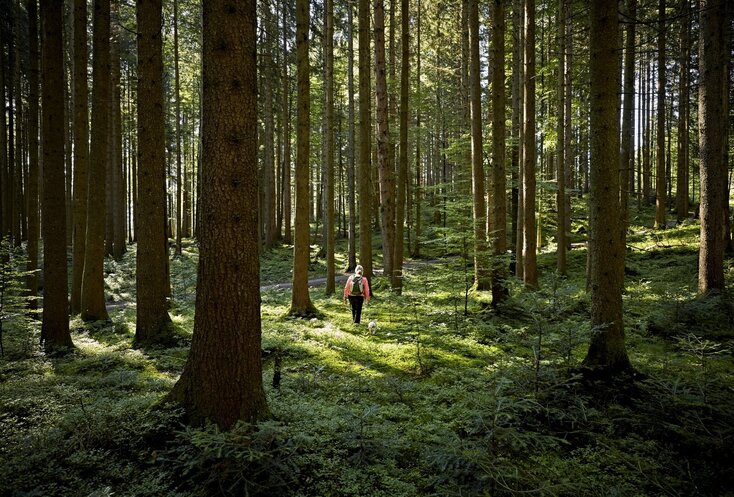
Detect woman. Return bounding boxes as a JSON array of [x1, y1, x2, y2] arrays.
[[343, 265, 370, 324]]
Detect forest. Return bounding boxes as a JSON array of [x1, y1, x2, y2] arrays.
[[0, 0, 733, 495]]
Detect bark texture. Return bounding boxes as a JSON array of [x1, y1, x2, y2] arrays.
[[168, 0, 267, 429]]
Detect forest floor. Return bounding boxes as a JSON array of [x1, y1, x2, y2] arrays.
[[1, 206, 734, 497]]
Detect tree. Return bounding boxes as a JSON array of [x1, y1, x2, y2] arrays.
[[289, 0, 318, 316], [262, 0, 277, 250], [676, 0, 690, 222], [81, 0, 111, 322], [697, 0, 727, 293], [654, 0, 667, 229], [174, 0, 183, 255], [522, 0, 537, 288], [358, 0, 373, 279], [168, 0, 268, 428], [325, 0, 335, 294], [281, 0, 292, 245], [40, 0, 73, 353], [556, 0, 567, 276], [620, 0, 636, 248], [111, 0, 126, 260], [26, 0, 40, 305], [491, 0, 508, 304], [393, 0, 409, 293], [135, 0, 172, 346], [468, 0, 489, 290], [346, 1, 357, 271], [582, 0, 631, 373], [375, 0, 395, 287]]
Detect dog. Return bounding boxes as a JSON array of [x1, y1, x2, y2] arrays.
[[368, 320, 377, 333]]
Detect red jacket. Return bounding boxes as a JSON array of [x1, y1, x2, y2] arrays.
[[343, 275, 370, 302]]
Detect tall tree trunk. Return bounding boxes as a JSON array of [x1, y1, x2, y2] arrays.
[[0, 29, 7, 239], [168, 0, 268, 428], [12, 2, 23, 246], [676, 0, 690, 222], [40, 0, 73, 352], [135, 0, 172, 345], [81, 0, 111, 321], [263, 0, 277, 250], [325, 0, 335, 294], [697, 0, 727, 293], [393, 0, 408, 293], [412, 0, 421, 259], [522, 0, 537, 288], [621, 0, 636, 249], [358, 0, 373, 279], [281, 0, 292, 245], [654, 0, 667, 229], [174, 0, 183, 255], [26, 0, 40, 305], [512, 0, 523, 277], [375, 0, 395, 287], [491, 0, 509, 303], [111, 0, 125, 260], [582, 0, 631, 373], [346, 2, 357, 271], [556, 0, 567, 276], [289, 0, 317, 316], [468, 0, 489, 290]]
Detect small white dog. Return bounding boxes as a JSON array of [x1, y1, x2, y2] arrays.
[[368, 320, 377, 333]]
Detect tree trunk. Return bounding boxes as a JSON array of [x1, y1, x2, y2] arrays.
[[81, 0, 111, 321], [468, 0, 489, 291], [263, 0, 277, 250], [697, 0, 727, 293], [40, 0, 73, 352], [512, 0, 523, 277], [522, 0, 537, 288], [491, 0, 509, 303], [168, 0, 268, 429], [281, 0, 292, 245], [582, 0, 631, 373], [620, 0, 636, 250], [173, 0, 183, 255], [375, 0, 395, 287], [358, 0, 373, 279], [676, 0, 690, 222], [111, 0, 125, 260], [26, 0, 40, 306], [325, 0, 335, 294], [654, 0, 667, 229], [556, 0, 567, 276], [289, 0, 317, 316], [412, 0, 421, 259], [135, 0, 172, 345], [347, 2, 357, 271], [393, 0, 408, 293]]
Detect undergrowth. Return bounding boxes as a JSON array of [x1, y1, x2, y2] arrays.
[[1, 207, 733, 497]]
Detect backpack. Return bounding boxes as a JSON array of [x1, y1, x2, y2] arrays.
[[350, 275, 363, 296]]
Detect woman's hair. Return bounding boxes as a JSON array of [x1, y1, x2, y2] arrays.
[[355, 265, 363, 275]]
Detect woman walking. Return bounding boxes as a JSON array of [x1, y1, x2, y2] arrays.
[[343, 265, 370, 324]]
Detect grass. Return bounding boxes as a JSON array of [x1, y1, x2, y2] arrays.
[[1, 205, 733, 496]]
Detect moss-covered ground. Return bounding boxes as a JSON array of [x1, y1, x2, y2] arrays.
[[1, 205, 733, 496]]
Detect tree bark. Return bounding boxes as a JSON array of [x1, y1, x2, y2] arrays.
[[556, 0, 567, 276], [468, 0, 489, 291], [174, 0, 183, 255], [491, 0, 509, 303], [135, 0, 172, 345], [263, 0, 277, 250], [582, 0, 631, 373], [289, 0, 317, 316], [697, 0, 727, 293], [522, 0, 537, 288], [325, 0, 335, 294], [358, 0, 373, 279], [281, 0, 292, 245], [26, 0, 40, 305], [81, 0, 111, 321], [654, 0, 667, 229], [40, 0, 73, 352], [112, 0, 125, 260], [393, 0, 408, 293], [620, 0, 636, 250], [347, 2, 357, 271], [676, 0, 690, 222], [168, 0, 268, 429]]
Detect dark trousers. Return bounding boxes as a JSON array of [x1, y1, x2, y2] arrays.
[[348, 296, 364, 323]]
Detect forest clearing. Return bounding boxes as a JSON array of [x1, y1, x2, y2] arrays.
[[1, 0, 733, 495]]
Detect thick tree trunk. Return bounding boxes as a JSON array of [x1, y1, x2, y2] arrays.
[[522, 0, 537, 288], [358, 0, 373, 279], [468, 0, 489, 291], [111, 0, 125, 260], [697, 0, 727, 293], [582, 0, 631, 373], [40, 0, 73, 352], [174, 0, 183, 255], [81, 0, 111, 322], [654, 0, 667, 229], [289, 0, 317, 316], [263, 1, 277, 250], [135, 0, 172, 345], [491, 0, 509, 303], [168, 0, 268, 429], [621, 0, 636, 249]]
